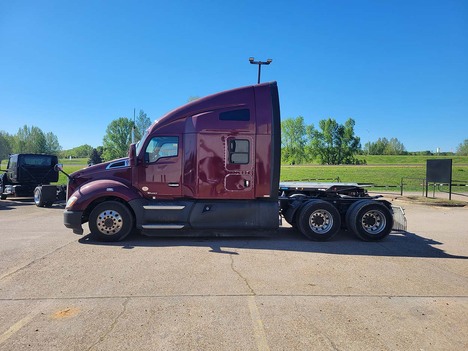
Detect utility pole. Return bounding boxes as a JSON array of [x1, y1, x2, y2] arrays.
[[249, 57, 272, 84]]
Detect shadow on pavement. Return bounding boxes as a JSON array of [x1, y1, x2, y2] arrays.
[[0, 198, 65, 210], [78, 227, 468, 260]]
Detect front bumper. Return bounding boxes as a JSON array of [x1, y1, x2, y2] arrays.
[[64, 210, 84, 235]]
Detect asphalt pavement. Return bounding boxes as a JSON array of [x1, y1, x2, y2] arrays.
[[0, 198, 467, 350]]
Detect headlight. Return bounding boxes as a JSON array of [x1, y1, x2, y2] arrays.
[[65, 196, 78, 209]]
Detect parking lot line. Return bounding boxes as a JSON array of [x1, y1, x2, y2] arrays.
[[248, 295, 270, 351], [0, 301, 50, 345]]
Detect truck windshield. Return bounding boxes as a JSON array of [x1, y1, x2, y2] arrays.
[[136, 130, 149, 157]]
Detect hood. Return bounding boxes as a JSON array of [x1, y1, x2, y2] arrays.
[[70, 157, 129, 179], [67, 157, 132, 198]]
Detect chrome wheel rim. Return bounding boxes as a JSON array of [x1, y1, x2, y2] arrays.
[[96, 210, 123, 235], [361, 210, 386, 234], [309, 210, 333, 234], [34, 189, 40, 205]]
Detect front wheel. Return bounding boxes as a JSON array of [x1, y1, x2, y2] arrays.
[[346, 200, 393, 241], [88, 201, 134, 242], [297, 200, 341, 241]]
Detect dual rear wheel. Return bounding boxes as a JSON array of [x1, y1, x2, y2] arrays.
[[345, 200, 394, 241], [294, 199, 393, 241], [296, 200, 341, 241]]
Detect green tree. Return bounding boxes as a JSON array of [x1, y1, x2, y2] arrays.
[[61, 144, 93, 158], [281, 116, 307, 164], [9, 126, 62, 155], [75, 144, 93, 158], [364, 137, 388, 155], [309, 118, 361, 165], [135, 109, 151, 140], [102, 117, 134, 161], [0, 131, 13, 160], [29, 126, 47, 153], [456, 139, 468, 156], [14, 125, 48, 153], [15, 125, 31, 153], [96, 146, 104, 156], [88, 148, 103, 165], [384, 138, 406, 155], [44, 132, 62, 155], [364, 137, 406, 155]]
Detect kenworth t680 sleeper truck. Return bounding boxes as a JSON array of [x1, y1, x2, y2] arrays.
[[63, 82, 404, 242]]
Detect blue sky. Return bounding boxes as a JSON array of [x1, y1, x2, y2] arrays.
[[1, 0, 467, 152]]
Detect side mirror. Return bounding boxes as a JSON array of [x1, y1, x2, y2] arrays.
[[128, 143, 137, 167], [54, 163, 72, 180]]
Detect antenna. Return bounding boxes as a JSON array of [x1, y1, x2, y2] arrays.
[[132, 108, 136, 143]]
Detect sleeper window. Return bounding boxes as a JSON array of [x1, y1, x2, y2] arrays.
[[219, 109, 250, 121], [229, 139, 249, 164]]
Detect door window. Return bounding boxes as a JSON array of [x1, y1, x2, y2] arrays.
[[145, 136, 178, 163]]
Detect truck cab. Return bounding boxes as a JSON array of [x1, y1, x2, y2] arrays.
[[64, 81, 399, 242], [64, 82, 281, 241], [0, 153, 59, 200]]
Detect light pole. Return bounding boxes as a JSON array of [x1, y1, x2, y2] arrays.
[[249, 57, 272, 84]]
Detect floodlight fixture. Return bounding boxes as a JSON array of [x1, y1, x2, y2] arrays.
[[248, 57, 273, 84]]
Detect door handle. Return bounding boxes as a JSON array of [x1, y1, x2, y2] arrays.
[[168, 183, 180, 187], [244, 180, 250, 187]]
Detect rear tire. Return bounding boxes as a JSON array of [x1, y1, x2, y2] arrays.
[[34, 187, 45, 207], [34, 186, 54, 207], [297, 200, 341, 241], [88, 201, 134, 242], [346, 200, 393, 241], [284, 193, 306, 229], [0, 175, 7, 200]]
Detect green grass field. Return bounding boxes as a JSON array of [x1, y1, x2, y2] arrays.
[[282, 155, 468, 193], [357, 155, 468, 165], [2, 155, 468, 193], [281, 164, 468, 192]]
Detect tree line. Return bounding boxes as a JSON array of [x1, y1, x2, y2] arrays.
[[282, 116, 467, 164], [0, 126, 61, 160], [2, 112, 467, 165], [281, 116, 365, 165], [0, 110, 151, 165]]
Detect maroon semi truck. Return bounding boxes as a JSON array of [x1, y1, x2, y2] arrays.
[[63, 82, 402, 242]]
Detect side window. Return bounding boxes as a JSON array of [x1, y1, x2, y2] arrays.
[[145, 136, 178, 163], [229, 139, 249, 164], [219, 109, 250, 121]]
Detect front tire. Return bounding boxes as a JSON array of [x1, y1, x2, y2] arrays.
[[297, 200, 341, 241], [88, 201, 134, 242], [346, 200, 393, 241]]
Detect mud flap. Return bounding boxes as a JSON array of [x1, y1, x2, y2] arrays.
[[391, 206, 407, 232]]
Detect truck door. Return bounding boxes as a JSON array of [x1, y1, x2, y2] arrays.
[[137, 135, 182, 199], [224, 136, 255, 199]]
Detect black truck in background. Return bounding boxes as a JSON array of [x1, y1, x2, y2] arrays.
[[0, 153, 65, 206]]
